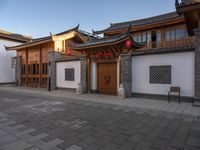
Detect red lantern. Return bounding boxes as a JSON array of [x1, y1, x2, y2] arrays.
[[109, 52, 113, 57], [96, 52, 100, 57], [66, 50, 72, 56], [125, 40, 133, 49], [104, 52, 109, 57], [98, 52, 103, 57]]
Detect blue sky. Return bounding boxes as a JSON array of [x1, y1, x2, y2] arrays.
[[0, 0, 176, 38]]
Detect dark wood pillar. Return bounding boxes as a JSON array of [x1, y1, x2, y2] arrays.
[[39, 47, 42, 87], [15, 56, 21, 86], [25, 49, 28, 86], [199, 12, 200, 27], [87, 58, 90, 92]]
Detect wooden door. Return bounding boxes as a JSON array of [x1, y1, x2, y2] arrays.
[[97, 62, 117, 95]]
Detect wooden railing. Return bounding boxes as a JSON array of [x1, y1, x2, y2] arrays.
[[140, 37, 195, 50]]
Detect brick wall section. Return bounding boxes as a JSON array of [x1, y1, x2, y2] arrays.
[[15, 56, 21, 86], [120, 54, 132, 97], [194, 28, 200, 99], [80, 57, 87, 93], [48, 51, 62, 90]]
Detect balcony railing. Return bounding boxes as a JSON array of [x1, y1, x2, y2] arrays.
[[140, 37, 195, 50]]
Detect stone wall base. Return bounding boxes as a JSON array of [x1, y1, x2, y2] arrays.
[[132, 93, 193, 103], [120, 54, 132, 98], [48, 51, 62, 91]]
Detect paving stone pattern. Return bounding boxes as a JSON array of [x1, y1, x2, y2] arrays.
[[0, 89, 200, 150]]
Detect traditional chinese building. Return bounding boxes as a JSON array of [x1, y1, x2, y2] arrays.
[[69, 30, 143, 95], [5, 1, 200, 102], [70, 10, 196, 100], [6, 25, 94, 88]]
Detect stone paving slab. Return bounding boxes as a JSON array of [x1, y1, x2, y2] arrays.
[[65, 145, 82, 150], [26, 133, 49, 143], [0, 130, 8, 137], [39, 138, 64, 150], [0, 140, 33, 150], [0, 86, 199, 150], [0, 85, 200, 117], [0, 134, 18, 146]]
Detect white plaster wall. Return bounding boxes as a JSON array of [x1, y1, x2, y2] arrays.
[[0, 39, 20, 83], [56, 61, 81, 89], [90, 62, 97, 90], [132, 52, 194, 97]]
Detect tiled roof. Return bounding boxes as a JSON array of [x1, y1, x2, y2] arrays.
[[69, 33, 144, 49], [180, 0, 200, 6], [6, 25, 93, 50], [94, 12, 183, 34], [0, 29, 32, 42], [70, 33, 127, 48]]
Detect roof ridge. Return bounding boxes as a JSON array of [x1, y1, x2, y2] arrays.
[[111, 11, 178, 27]]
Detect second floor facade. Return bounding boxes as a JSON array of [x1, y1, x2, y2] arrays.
[[94, 12, 195, 50], [132, 24, 195, 50]]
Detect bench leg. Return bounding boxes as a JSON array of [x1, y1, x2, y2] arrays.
[[168, 93, 170, 103]]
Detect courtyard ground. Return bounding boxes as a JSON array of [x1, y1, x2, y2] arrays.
[[0, 85, 199, 150]]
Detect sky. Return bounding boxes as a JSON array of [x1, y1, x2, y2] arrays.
[[0, 0, 176, 38]]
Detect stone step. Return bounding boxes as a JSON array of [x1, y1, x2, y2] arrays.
[[193, 101, 200, 107]]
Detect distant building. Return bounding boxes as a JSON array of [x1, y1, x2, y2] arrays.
[[0, 30, 31, 84]]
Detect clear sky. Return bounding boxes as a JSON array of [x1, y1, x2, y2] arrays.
[[0, 0, 176, 38]]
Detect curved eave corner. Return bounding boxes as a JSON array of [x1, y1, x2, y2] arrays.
[[128, 35, 145, 49]]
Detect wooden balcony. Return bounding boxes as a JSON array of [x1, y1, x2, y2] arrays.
[[140, 37, 195, 50]]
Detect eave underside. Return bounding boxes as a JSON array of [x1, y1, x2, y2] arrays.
[[6, 38, 52, 50], [69, 34, 144, 57], [176, 2, 200, 36]]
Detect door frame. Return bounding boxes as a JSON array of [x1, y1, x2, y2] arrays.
[[97, 61, 118, 95]]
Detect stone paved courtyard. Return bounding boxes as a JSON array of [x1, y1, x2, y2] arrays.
[[0, 86, 200, 150]]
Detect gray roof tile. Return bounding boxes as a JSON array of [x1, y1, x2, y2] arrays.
[[94, 12, 183, 34]]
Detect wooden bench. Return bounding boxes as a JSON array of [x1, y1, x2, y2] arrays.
[[168, 86, 181, 104]]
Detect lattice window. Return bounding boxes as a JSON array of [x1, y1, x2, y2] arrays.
[[65, 68, 75, 81], [150, 65, 171, 84]]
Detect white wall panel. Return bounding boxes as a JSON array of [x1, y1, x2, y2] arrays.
[[0, 39, 20, 83], [56, 61, 81, 89], [132, 52, 194, 97]]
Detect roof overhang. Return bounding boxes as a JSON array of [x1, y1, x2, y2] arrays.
[[176, 0, 200, 36], [0, 32, 31, 43], [69, 32, 144, 57], [52, 31, 76, 41], [5, 38, 52, 50], [94, 17, 185, 35], [176, 3, 200, 14], [5, 25, 92, 51]]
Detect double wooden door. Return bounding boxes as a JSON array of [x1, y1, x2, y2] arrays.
[[97, 62, 117, 95]]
